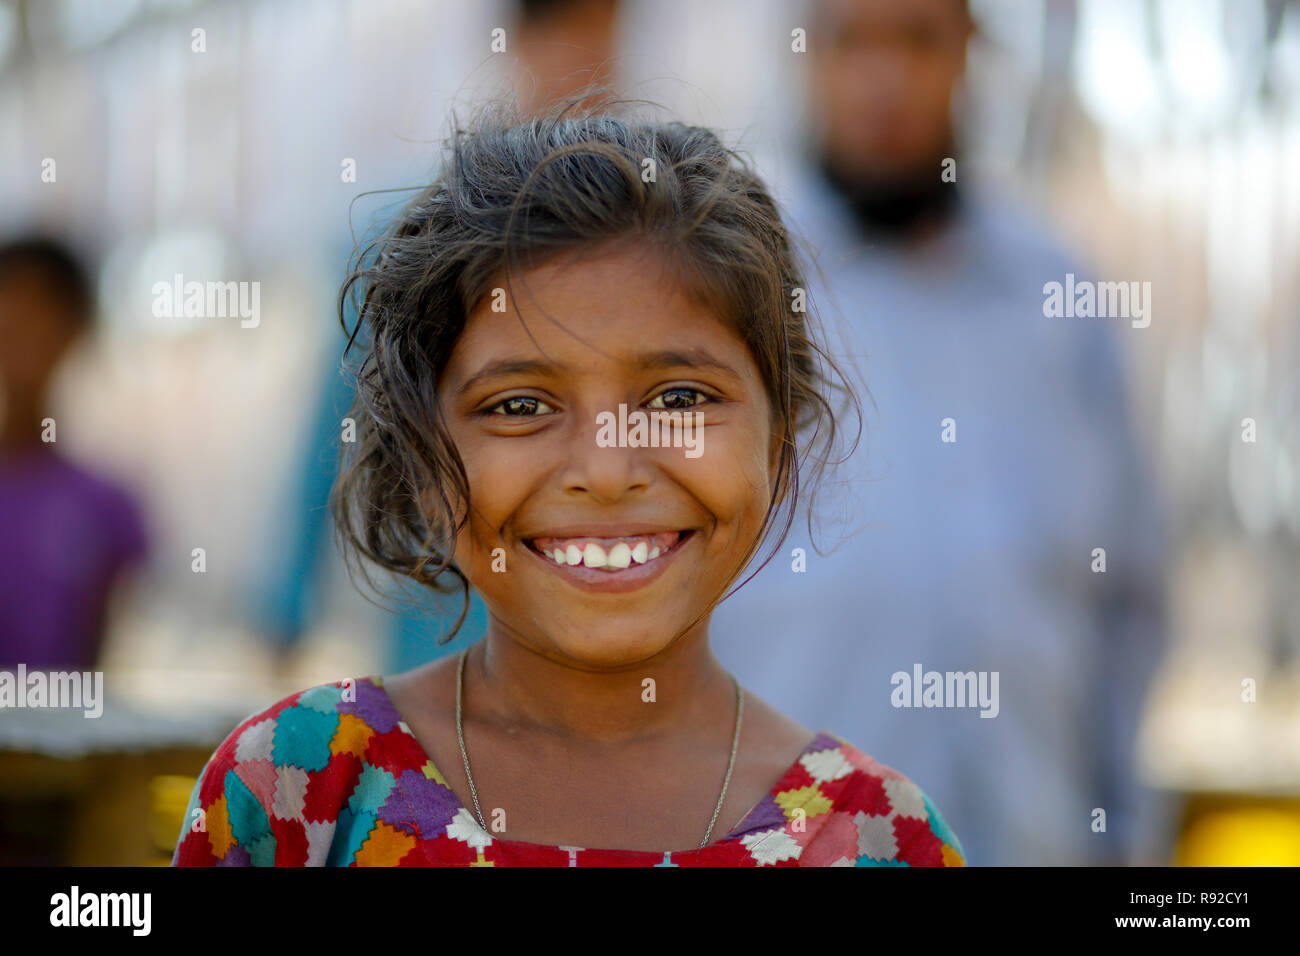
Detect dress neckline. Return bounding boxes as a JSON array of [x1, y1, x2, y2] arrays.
[[362, 674, 831, 856]]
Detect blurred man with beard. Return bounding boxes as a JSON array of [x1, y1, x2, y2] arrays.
[[711, 0, 1172, 865]]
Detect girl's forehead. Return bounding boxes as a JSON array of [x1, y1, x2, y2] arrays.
[[451, 252, 747, 364], [486, 243, 690, 307]]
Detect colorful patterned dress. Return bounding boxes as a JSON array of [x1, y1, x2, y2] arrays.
[[171, 676, 967, 866]]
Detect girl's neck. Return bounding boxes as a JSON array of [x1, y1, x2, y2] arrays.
[[465, 625, 735, 747]]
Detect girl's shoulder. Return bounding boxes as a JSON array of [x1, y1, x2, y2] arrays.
[[171, 676, 401, 866], [803, 732, 967, 867]]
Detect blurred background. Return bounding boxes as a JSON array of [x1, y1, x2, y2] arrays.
[[0, 0, 1298, 866]]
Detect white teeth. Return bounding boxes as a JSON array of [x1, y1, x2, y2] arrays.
[[537, 535, 680, 571]]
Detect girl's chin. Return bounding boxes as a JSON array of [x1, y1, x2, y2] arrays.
[[542, 629, 688, 667]]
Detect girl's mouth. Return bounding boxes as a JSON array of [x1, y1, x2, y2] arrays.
[[526, 530, 690, 570], [522, 529, 696, 590]]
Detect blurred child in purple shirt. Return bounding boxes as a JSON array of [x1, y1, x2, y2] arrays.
[[0, 238, 148, 669]]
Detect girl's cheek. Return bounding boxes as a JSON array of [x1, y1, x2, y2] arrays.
[[705, 435, 771, 509], [463, 511, 500, 556]]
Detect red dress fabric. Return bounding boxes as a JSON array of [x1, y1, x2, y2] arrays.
[[172, 676, 966, 866]]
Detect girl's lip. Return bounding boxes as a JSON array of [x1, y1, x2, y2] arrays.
[[523, 530, 696, 593]]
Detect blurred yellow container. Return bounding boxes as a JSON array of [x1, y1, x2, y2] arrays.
[[1177, 796, 1300, 866], [149, 774, 198, 861]]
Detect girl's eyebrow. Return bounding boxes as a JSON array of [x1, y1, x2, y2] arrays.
[[457, 348, 739, 396], [634, 348, 738, 378], [457, 358, 558, 396]]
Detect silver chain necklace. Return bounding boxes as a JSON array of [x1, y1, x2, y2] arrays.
[[455, 647, 744, 849]]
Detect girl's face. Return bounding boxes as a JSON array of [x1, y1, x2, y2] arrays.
[[436, 244, 782, 668]]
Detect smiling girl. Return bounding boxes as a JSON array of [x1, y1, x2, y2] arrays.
[[172, 98, 966, 867]]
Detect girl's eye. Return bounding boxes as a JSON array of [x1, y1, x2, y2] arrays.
[[488, 396, 555, 417], [647, 387, 710, 410]]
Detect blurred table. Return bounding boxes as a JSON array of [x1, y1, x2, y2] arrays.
[[0, 674, 282, 865]]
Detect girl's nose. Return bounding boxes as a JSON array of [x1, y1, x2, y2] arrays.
[[558, 407, 653, 503]]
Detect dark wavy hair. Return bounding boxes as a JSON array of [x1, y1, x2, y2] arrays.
[[333, 91, 860, 643]]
